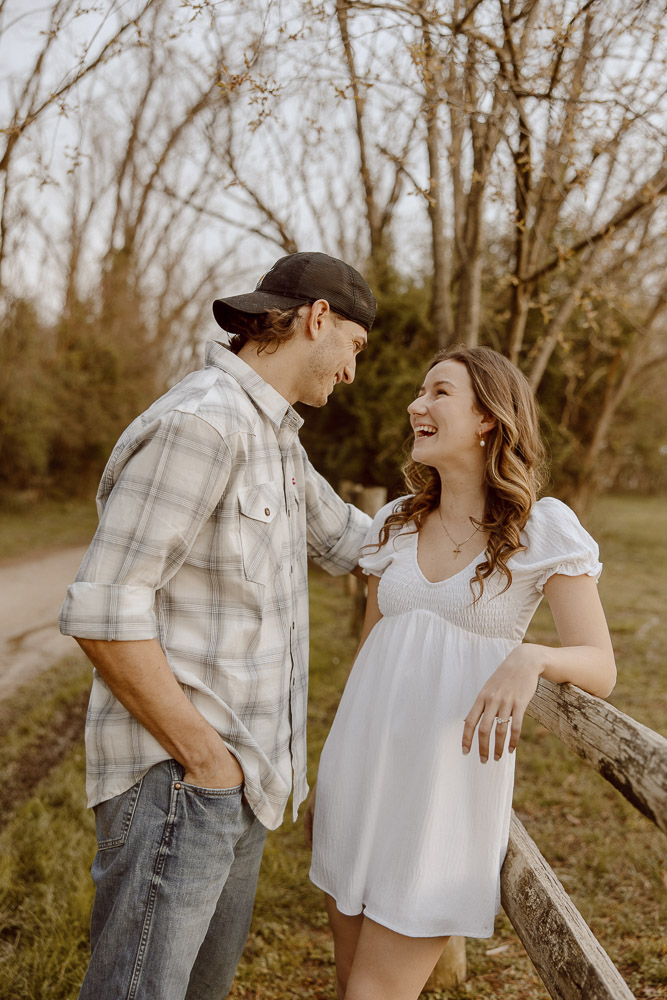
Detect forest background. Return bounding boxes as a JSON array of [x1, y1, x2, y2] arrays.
[[1, 0, 666, 511]]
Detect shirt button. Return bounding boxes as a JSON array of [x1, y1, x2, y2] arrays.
[[291, 621, 295, 629], [264, 507, 270, 516]]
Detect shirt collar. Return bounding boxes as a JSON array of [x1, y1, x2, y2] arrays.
[[205, 341, 304, 433]]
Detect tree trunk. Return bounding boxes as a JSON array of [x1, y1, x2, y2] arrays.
[[336, 0, 383, 261], [456, 183, 485, 347], [505, 124, 533, 363], [528, 258, 596, 391], [420, 2, 453, 347]]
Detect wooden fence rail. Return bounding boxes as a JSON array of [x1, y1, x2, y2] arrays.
[[527, 678, 667, 836], [501, 814, 634, 1000], [499, 682, 666, 1000]]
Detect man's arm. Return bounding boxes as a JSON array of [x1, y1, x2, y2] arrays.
[[299, 446, 371, 575], [78, 638, 243, 788], [62, 410, 242, 787]]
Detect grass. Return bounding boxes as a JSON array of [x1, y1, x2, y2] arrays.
[[0, 654, 91, 829], [0, 749, 95, 1000], [0, 495, 98, 561], [0, 657, 95, 999], [0, 494, 665, 998], [585, 494, 667, 736]]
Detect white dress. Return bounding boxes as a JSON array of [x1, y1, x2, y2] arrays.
[[309, 496, 602, 938]]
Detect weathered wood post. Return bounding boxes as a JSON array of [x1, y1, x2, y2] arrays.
[[425, 935, 467, 990], [339, 482, 387, 633], [501, 813, 635, 999]]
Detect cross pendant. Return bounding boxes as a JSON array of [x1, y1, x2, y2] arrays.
[[453, 547, 461, 558]]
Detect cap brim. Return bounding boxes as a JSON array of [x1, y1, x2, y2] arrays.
[[213, 290, 310, 332]]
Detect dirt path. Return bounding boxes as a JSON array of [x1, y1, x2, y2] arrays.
[[0, 545, 88, 702]]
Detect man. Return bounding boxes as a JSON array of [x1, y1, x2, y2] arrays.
[[59, 251, 376, 1000]]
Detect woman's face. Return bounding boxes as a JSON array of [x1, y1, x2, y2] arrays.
[[408, 360, 490, 466]]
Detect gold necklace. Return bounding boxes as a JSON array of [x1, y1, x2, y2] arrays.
[[438, 507, 480, 559]]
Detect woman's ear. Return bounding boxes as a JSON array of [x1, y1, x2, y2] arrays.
[[479, 413, 496, 437]]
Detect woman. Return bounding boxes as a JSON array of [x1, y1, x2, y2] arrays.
[[305, 346, 616, 1000]]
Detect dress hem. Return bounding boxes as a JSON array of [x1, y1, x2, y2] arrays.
[[309, 872, 496, 940]]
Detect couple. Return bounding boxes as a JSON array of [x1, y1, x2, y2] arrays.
[[61, 251, 616, 1000]]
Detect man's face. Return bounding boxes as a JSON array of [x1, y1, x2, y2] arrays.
[[297, 314, 368, 408]]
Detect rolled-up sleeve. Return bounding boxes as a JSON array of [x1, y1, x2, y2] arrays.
[[59, 410, 232, 640], [302, 453, 371, 575]]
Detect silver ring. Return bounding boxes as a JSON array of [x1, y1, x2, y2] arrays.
[[495, 716, 511, 725]]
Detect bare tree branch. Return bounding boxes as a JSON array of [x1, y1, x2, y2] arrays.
[[521, 162, 667, 286]]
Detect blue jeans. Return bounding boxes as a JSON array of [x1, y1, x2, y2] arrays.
[[79, 760, 267, 1000]]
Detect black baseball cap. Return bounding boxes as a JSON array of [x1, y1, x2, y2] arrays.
[[212, 251, 376, 335]]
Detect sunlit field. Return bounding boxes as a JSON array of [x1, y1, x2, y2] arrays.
[[0, 495, 665, 999]]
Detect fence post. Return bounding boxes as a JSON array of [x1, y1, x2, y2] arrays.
[[339, 482, 387, 633], [425, 935, 467, 990]]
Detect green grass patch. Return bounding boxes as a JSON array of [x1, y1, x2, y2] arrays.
[[0, 495, 665, 998], [587, 494, 667, 736], [0, 654, 91, 771], [0, 654, 91, 830], [0, 655, 94, 998], [0, 748, 94, 1000], [0, 496, 98, 561]]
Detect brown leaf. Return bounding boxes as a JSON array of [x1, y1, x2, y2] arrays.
[[485, 944, 510, 956]]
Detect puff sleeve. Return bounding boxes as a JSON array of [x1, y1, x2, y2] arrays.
[[358, 496, 412, 578], [521, 497, 603, 595]]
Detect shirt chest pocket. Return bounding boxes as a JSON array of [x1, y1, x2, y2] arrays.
[[238, 482, 284, 586]]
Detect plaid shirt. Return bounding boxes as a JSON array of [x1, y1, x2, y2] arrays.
[[59, 343, 370, 830]]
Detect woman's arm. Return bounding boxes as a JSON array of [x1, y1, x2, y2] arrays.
[[538, 572, 616, 694], [462, 573, 616, 764], [304, 574, 382, 847]]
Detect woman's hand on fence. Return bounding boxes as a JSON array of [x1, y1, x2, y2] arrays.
[[303, 783, 317, 849], [462, 644, 544, 763]]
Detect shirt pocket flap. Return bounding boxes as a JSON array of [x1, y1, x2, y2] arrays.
[[238, 482, 282, 523]]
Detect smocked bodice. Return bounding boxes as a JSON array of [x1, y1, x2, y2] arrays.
[[360, 496, 602, 644]]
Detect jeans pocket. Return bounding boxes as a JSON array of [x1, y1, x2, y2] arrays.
[[179, 779, 244, 799], [94, 778, 144, 850], [238, 482, 284, 586]]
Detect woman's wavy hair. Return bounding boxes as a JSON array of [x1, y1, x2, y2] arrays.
[[374, 345, 548, 600]]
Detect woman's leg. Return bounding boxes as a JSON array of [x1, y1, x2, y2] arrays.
[[344, 915, 448, 1000], [325, 895, 364, 1000]]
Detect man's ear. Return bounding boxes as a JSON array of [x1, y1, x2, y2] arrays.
[[304, 299, 331, 341]]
